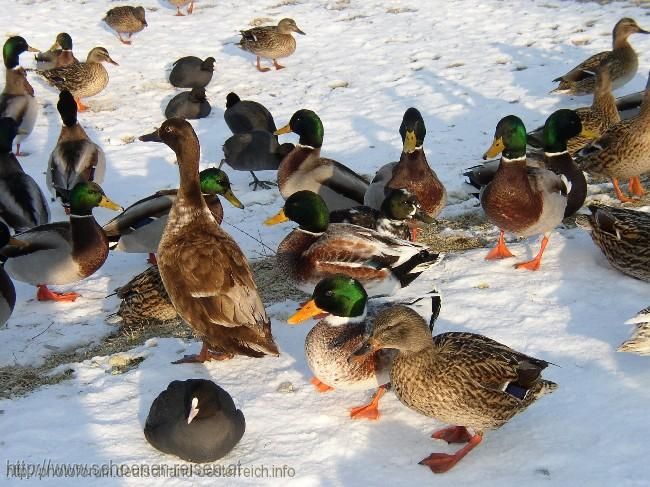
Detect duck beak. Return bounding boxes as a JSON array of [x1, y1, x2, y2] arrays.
[[403, 129, 417, 153], [8, 237, 29, 249], [287, 299, 326, 325], [348, 338, 377, 364], [580, 127, 599, 139], [637, 26, 650, 34], [483, 136, 504, 160], [139, 128, 162, 143], [107, 56, 119, 66], [27, 45, 39, 52], [264, 209, 289, 225], [294, 26, 306, 35], [274, 123, 292, 136], [223, 188, 244, 209], [99, 195, 123, 211]]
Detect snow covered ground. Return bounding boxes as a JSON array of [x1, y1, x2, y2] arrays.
[[1, 0, 650, 485]]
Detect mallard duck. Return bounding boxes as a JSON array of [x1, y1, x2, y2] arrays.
[[39, 47, 118, 112], [0, 222, 26, 326], [275, 109, 369, 211], [145, 379, 245, 463], [330, 188, 433, 241], [169, 0, 194, 16], [35, 33, 78, 71], [364, 108, 447, 220], [224, 92, 276, 134], [139, 118, 279, 362], [288, 275, 440, 420], [238, 18, 305, 72], [1, 36, 39, 156], [0, 117, 49, 232], [264, 190, 442, 296], [618, 307, 650, 356], [47, 90, 106, 212], [480, 115, 570, 270], [0, 182, 121, 302], [169, 56, 214, 89], [352, 306, 557, 473], [103, 6, 148, 45], [576, 72, 650, 203], [165, 87, 211, 120], [103, 168, 243, 265], [575, 205, 650, 282], [552, 18, 649, 96]]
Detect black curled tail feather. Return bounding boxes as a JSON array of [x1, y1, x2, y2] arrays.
[[392, 249, 442, 288]]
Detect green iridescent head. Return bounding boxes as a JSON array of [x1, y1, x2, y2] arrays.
[[55, 33, 73, 51], [68, 182, 121, 214], [275, 109, 324, 148], [399, 108, 426, 153], [381, 189, 434, 223], [483, 115, 527, 160], [543, 109, 588, 153], [3, 36, 35, 69], [265, 190, 329, 233], [199, 168, 244, 209]]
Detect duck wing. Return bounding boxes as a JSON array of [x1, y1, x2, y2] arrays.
[[553, 51, 610, 83]]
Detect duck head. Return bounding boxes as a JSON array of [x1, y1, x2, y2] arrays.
[[54, 33, 73, 51], [69, 182, 122, 215], [399, 107, 426, 154], [278, 18, 305, 35], [199, 168, 244, 209], [87, 47, 118, 65], [543, 109, 596, 153], [3, 36, 38, 69], [264, 190, 329, 233], [381, 189, 434, 223], [57, 90, 78, 127], [275, 109, 323, 148], [612, 18, 649, 47], [134, 6, 147, 26], [483, 115, 526, 160]]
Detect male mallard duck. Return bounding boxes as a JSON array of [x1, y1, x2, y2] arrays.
[[352, 306, 557, 474], [0, 117, 49, 233], [103, 6, 148, 45], [169, 56, 214, 89], [364, 108, 447, 220], [224, 92, 277, 134], [0, 182, 121, 302], [1, 36, 39, 156], [103, 168, 243, 265], [165, 87, 211, 120], [264, 190, 442, 296], [576, 72, 650, 203], [330, 188, 433, 241], [39, 47, 118, 112], [618, 307, 650, 356], [47, 90, 106, 212], [35, 33, 78, 71], [238, 18, 305, 72], [288, 275, 440, 420], [139, 119, 278, 362], [0, 222, 26, 326], [168, 0, 195, 16], [145, 379, 245, 463], [275, 109, 369, 211], [576, 205, 650, 282], [552, 18, 649, 96], [480, 115, 570, 270]]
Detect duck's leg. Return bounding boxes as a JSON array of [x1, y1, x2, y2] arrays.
[[187, 0, 194, 14], [485, 230, 514, 260], [118, 33, 132, 45], [409, 226, 420, 242], [419, 432, 483, 474], [14, 144, 25, 157], [349, 385, 387, 420], [36, 285, 79, 302], [74, 98, 90, 112], [256, 56, 270, 73], [273, 59, 286, 70], [248, 171, 276, 190], [147, 253, 158, 265], [431, 426, 474, 444], [172, 342, 234, 364], [612, 178, 633, 203], [514, 233, 550, 271], [310, 376, 334, 392], [175, 6, 185, 15], [629, 176, 645, 197]]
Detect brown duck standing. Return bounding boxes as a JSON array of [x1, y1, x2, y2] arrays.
[[139, 119, 279, 363], [103, 6, 148, 45]]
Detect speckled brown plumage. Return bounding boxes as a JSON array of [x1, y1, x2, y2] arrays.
[[103, 6, 147, 36]]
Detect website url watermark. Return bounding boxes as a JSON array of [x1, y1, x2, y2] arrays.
[[5, 459, 296, 480]]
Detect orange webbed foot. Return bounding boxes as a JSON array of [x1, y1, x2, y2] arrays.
[[431, 426, 473, 444], [349, 386, 387, 420], [612, 178, 633, 203], [74, 98, 89, 112], [310, 377, 334, 393], [419, 433, 483, 474], [36, 285, 79, 302], [485, 230, 514, 260], [629, 176, 645, 197]]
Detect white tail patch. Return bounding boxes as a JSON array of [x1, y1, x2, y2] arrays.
[[560, 174, 572, 194], [187, 397, 199, 424]]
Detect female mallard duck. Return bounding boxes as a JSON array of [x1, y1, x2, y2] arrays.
[[264, 190, 442, 296], [35, 33, 78, 71], [39, 47, 118, 112], [576, 205, 650, 282], [169, 0, 194, 16], [352, 306, 557, 473], [0, 117, 49, 232], [165, 87, 211, 120], [480, 115, 570, 270], [0, 222, 26, 326], [47, 90, 106, 212], [288, 275, 440, 420], [0, 182, 121, 302], [576, 72, 650, 203], [275, 109, 369, 211], [103, 6, 148, 45], [1, 36, 39, 156], [364, 108, 447, 220], [330, 188, 433, 241], [238, 18, 305, 72], [169, 56, 214, 89], [103, 167, 243, 265], [552, 18, 649, 96], [139, 118, 278, 362], [618, 307, 650, 356]]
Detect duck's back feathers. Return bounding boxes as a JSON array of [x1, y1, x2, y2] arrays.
[[47, 139, 105, 205]]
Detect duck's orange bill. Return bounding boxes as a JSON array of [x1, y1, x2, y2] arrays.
[[483, 137, 505, 159], [274, 124, 292, 136], [287, 299, 325, 325], [264, 209, 289, 225]]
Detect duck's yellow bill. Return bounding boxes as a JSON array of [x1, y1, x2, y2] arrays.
[[403, 129, 417, 153], [287, 299, 325, 325], [27, 46, 39, 53], [580, 127, 599, 139], [483, 137, 505, 159], [99, 195, 123, 211], [223, 188, 244, 209], [274, 123, 292, 136], [8, 237, 29, 249], [264, 209, 289, 225]]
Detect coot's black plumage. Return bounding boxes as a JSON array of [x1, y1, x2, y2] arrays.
[[224, 92, 276, 134], [144, 379, 245, 463], [164, 88, 211, 120], [168, 56, 215, 89]]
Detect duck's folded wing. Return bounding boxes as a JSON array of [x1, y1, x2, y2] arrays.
[[553, 51, 609, 82], [102, 191, 176, 237], [527, 167, 570, 195], [318, 159, 369, 204]]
